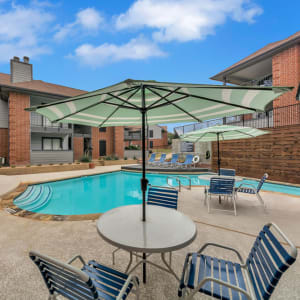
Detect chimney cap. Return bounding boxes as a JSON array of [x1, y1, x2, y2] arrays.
[[23, 56, 30, 63], [13, 56, 20, 61]]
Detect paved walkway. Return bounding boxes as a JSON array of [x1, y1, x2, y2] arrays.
[[0, 184, 299, 299]]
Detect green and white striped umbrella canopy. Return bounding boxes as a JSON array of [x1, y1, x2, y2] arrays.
[[26, 79, 292, 127], [180, 124, 269, 142]]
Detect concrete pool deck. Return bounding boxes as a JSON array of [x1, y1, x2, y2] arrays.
[[0, 168, 299, 299]]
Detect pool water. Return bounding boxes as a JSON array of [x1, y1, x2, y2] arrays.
[[14, 171, 300, 215]]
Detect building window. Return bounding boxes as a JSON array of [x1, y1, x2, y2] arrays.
[[149, 129, 153, 138], [99, 127, 106, 132], [149, 141, 153, 148], [42, 137, 62, 150]]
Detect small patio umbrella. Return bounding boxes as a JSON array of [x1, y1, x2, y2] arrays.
[[181, 124, 269, 174]]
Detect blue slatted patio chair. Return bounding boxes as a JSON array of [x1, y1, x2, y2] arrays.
[[148, 153, 156, 165], [235, 173, 268, 210], [152, 153, 166, 166], [178, 222, 297, 300], [176, 154, 194, 168], [220, 168, 236, 176], [161, 153, 179, 168], [29, 251, 140, 300], [147, 185, 178, 210], [112, 185, 179, 265], [205, 177, 236, 215]]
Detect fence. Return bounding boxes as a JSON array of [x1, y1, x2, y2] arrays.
[[174, 103, 300, 135]]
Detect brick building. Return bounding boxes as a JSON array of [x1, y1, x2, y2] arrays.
[[124, 125, 168, 150], [211, 31, 300, 126], [0, 57, 167, 166]]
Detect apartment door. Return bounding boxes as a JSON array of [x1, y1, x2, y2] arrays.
[[99, 140, 106, 156]]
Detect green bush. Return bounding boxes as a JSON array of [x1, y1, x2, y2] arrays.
[[59, 163, 64, 165], [133, 156, 137, 160], [26, 164, 31, 167], [113, 155, 119, 160], [125, 145, 140, 150], [11, 165, 16, 168], [104, 156, 112, 160], [124, 157, 128, 160], [37, 164, 42, 166], [80, 155, 91, 163]]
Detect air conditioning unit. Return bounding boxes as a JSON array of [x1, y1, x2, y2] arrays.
[[0, 157, 5, 165]]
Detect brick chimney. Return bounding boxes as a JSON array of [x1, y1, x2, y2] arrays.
[[10, 56, 33, 83]]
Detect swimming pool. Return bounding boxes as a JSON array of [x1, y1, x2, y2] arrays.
[[14, 171, 300, 215]]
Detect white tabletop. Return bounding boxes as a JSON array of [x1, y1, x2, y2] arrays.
[[199, 174, 244, 182], [97, 205, 197, 253]]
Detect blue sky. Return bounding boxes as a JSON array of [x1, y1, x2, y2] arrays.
[[0, 0, 299, 131]]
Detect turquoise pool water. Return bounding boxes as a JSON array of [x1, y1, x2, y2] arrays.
[[14, 171, 300, 215]]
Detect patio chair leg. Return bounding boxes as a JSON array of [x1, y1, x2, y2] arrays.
[[207, 194, 211, 214], [256, 193, 266, 211], [169, 251, 172, 266], [233, 195, 237, 216]]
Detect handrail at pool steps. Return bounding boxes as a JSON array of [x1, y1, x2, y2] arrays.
[[166, 175, 192, 192]]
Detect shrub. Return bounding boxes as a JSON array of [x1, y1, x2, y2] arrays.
[[37, 164, 42, 166], [11, 165, 16, 168], [124, 157, 128, 160], [105, 156, 112, 160], [133, 156, 137, 160], [113, 155, 119, 160], [80, 155, 91, 163], [26, 164, 31, 167], [49, 163, 53, 165], [59, 163, 64, 165], [76, 162, 80, 164]]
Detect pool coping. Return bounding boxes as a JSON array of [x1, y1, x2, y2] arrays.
[[1, 170, 299, 221]]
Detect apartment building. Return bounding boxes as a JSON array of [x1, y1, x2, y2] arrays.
[[0, 57, 125, 165], [211, 31, 300, 126]]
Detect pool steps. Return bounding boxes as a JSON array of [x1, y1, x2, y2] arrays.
[[14, 185, 52, 211]]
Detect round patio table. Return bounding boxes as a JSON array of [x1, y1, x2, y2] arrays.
[[97, 204, 197, 283]]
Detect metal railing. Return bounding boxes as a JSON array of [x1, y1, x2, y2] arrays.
[[174, 103, 300, 135]]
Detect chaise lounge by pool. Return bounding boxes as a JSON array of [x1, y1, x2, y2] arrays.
[[13, 171, 300, 216]]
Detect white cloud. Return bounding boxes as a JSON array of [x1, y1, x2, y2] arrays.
[[116, 0, 263, 42], [72, 36, 166, 67], [0, 3, 53, 62], [54, 8, 103, 41]]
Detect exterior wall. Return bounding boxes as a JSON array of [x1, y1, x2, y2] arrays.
[[272, 44, 300, 125], [31, 151, 73, 164], [91, 127, 115, 159], [124, 150, 148, 159], [0, 128, 8, 162], [114, 126, 124, 158], [0, 99, 8, 128], [73, 137, 84, 160], [211, 124, 300, 184], [9, 92, 30, 165]]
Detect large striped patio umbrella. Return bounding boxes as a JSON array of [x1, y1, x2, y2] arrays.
[[26, 79, 291, 222], [181, 124, 269, 174]]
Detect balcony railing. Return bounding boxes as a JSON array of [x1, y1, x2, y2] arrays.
[[174, 103, 300, 135], [31, 112, 70, 129]]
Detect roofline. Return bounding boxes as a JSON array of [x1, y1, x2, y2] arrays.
[[0, 83, 86, 100], [210, 34, 300, 82]]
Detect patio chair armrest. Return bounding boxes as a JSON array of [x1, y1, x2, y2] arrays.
[[197, 243, 244, 264], [116, 274, 139, 300], [267, 223, 298, 259], [179, 252, 193, 290], [185, 277, 252, 300], [67, 255, 86, 266]]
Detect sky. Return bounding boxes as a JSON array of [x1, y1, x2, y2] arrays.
[[0, 0, 299, 132]]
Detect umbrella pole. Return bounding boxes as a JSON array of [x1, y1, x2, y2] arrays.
[[217, 133, 220, 175], [141, 85, 148, 284]]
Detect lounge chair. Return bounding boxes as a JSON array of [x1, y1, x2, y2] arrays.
[[204, 177, 236, 215], [112, 185, 178, 265], [178, 222, 297, 300], [29, 251, 140, 300], [176, 154, 194, 168], [148, 153, 156, 165], [161, 153, 179, 168], [151, 153, 166, 166], [235, 173, 268, 209], [220, 168, 236, 176]]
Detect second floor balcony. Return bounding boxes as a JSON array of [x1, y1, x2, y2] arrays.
[[31, 112, 72, 133]]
